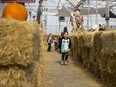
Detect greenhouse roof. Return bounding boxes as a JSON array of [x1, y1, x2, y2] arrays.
[[25, 0, 116, 16]]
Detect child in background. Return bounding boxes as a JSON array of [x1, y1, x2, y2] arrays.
[[33, 16, 37, 22], [47, 33, 53, 52], [54, 37, 58, 51], [58, 32, 71, 65]]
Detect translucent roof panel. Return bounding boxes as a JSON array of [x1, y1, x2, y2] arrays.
[[82, 0, 116, 15], [82, 0, 116, 8], [25, 0, 116, 17], [24, 0, 116, 34], [25, 0, 81, 12], [25, 0, 116, 13]]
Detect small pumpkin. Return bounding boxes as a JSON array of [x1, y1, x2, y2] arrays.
[[2, 3, 28, 21]]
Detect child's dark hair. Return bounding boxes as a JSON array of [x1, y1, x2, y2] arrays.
[[63, 27, 68, 32]]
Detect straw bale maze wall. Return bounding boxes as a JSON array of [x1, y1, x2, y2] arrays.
[[70, 31, 116, 87], [0, 18, 44, 87]]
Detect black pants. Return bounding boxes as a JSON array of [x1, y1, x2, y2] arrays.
[[62, 52, 69, 60], [47, 43, 51, 51], [54, 42, 58, 51]]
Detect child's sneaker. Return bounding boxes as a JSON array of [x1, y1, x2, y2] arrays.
[[61, 60, 64, 65], [64, 61, 68, 66]]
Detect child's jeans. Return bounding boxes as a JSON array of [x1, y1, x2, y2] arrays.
[[62, 52, 69, 60]]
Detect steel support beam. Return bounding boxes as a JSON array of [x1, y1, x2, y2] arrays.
[[105, 0, 110, 29]]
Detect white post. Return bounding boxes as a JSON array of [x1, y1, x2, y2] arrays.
[[106, 0, 110, 29], [87, 0, 90, 29], [91, 14, 92, 27], [96, 0, 98, 24], [59, 21, 60, 35]]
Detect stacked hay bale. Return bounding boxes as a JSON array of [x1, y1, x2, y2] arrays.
[[70, 32, 101, 75], [73, 36, 81, 62], [79, 32, 95, 68], [92, 32, 103, 78], [76, 34, 84, 63], [70, 30, 116, 87], [80, 32, 103, 78], [0, 18, 44, 87], [70, 35, 82, 63], [70, 35, 76, 59], [70, 35, 74, 57], [70, 34, 83, 63], [100, 31, 116, 87]]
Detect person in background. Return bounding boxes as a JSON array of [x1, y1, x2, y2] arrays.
[[61, 27, 69, 38], [58, 32, 71, 66], [58, 27, 69, 53], [54, 37, 58, 51], [33, 16, 37, 22], [47, 33, 53, 52], [99, 24, 106, 31], [102, 24, 106, 29]]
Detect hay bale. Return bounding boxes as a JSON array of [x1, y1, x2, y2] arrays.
[[100, 31, 116, 87], [70, 35, 83, 63], [87, 47, 100, 78], [73, 36, 78, 60], [82, 32, 95, 47], [0, 18, 44, 87], [100, 70, 116, 87], [81, 47, 89, 68], [0, 63, 42, 87], [93, 32, 103, 63], [0, 67, 31, 87], [78, 34, 85, 47], [74, 32, 95, 48], [80, 32, 101, 78], [70, 34, 84, 63], [74, 36, 83, 63], [25, 61, 41, 87], [0, 18, 41, 67], [88, 48, 95, 63], [70, 35, 75, 57], [100, 31, 116, 74], [101, 30, 116, 54], [70, 30, 116, 87], [87, 48, 94, 71], [91, 62, 100, 78]]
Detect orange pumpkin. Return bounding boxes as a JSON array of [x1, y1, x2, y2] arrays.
[[2, 3, 28, 21]]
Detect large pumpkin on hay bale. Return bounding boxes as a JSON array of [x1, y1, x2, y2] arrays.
[[2, 3, 28, 21]]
